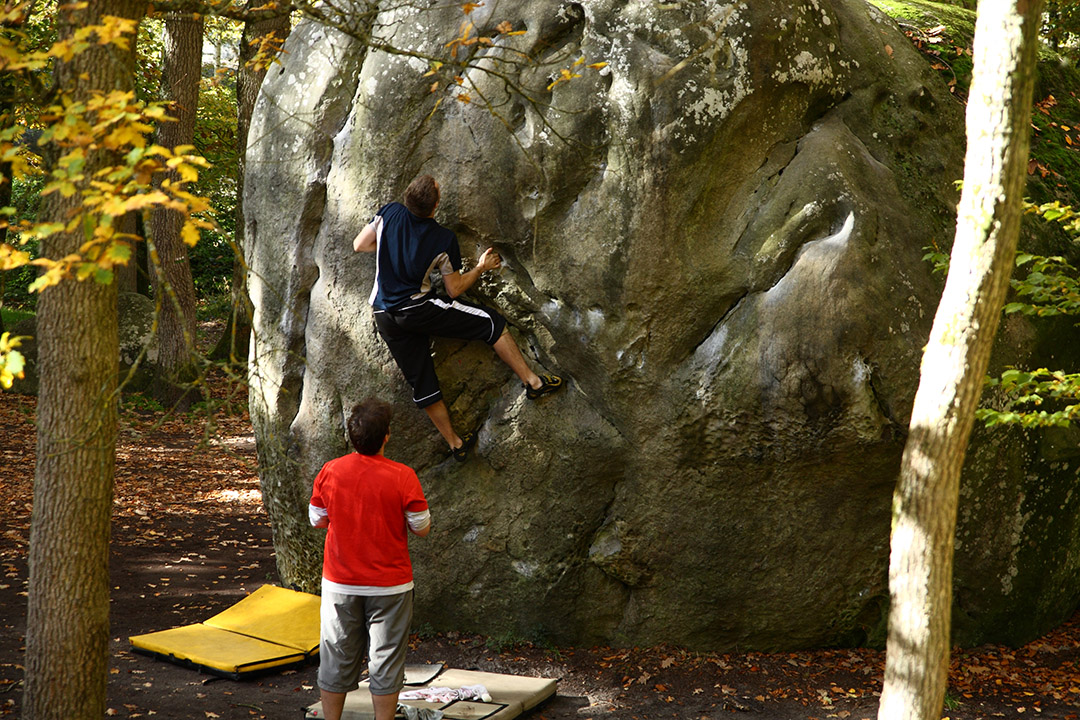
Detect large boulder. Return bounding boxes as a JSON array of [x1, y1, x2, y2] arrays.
[[117, 291, 157, 393], [245, 0, 1080, 649]]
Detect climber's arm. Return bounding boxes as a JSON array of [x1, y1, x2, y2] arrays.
[[353, 222, 377, 252], [443, 247, 501, 299]]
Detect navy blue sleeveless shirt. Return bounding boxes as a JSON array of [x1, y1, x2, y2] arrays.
[[368, 202, 462, 311]]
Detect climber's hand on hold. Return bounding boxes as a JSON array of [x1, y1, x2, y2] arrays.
[[477, 247, 502, 272]]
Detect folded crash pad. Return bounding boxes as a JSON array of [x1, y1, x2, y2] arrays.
[[306, 666, 557, 720], [129, 584, 321, 679]]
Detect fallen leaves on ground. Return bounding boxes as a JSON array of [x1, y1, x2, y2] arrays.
[[0, 373, 261, 558], [2, 376, 1079, 719]]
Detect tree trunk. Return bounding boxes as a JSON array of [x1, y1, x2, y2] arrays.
[[0, 154, 10, 336], [211, 11, 291, 363], [23, 3, 141, 718], [877, 2, 1044, 720], [149, 12, 203, 410], [0, 54, 15, 334], [115, 212, 139, 294]]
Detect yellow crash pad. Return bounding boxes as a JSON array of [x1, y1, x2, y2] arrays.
[[130, 585, 320, 679], [205, 583, 321, 652], [306, 667, 557, 720]]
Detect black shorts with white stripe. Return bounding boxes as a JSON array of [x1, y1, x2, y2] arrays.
[[374, 294, 507, 408]]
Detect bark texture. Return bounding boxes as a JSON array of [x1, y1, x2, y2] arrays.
[[23, 2, 141, 717], [877, 2, 1045, 719], [149, 12, 203, 409]]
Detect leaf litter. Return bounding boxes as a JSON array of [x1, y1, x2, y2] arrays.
[[1, 377, 1078, 719]]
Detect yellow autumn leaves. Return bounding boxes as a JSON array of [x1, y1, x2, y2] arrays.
[[0, 13, 216, 295], [547, 57, 608, 91], [1, 90, 214, 293], [0, 7, 216, 390], [0, 9, 138, 69], [439, 2, 608, 101], [0, 333, 25, 389]]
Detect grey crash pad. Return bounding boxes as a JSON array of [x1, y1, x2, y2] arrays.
[[306, 666, 557, 720]]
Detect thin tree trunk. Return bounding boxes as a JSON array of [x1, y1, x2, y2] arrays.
[[115, 212, 139, 294], [0, 49, 15, 334], [149, 12, 203, 410], [23, 2, 141, 718], [877, 2, 1044, 719], [0, 154, 10, 336], [212, 11, 291, 363]]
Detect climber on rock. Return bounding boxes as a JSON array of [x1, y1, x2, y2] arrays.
[[353, 174, 564, 462]]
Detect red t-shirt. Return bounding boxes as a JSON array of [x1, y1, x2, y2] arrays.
[[309, 452, 428, 587]]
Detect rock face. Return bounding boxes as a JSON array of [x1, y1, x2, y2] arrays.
[[245, 0, 1080, 649], [117, 292, 157, 392]]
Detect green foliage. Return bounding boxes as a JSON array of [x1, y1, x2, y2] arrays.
[[121, 393, 164, 413], [972, 202, 1080, 428], [203, 14, 241, 69], [484, 629, 520, 654], [196, 293, 232, 324], [882, 1, 1080, 431], [481, 625, 562, 657], [190, 71, 238, 303], [1005, 252, 1080, 317], [977, 368, 1080, 428], [0, 306, 32, 326], [867, 1, 976, 96], [0, 0, 58, 119], [921, 244, 950, 276], [873, 2, 1080, 209], [923, 200, 1080, 428], [135, 18, 164, 104], [1, 174, 44, 309], [412, 622, 437, 640], [1026, 87, 1080, 206], [1009, 201, 1080, 318], [1044, 0, 1080, 57]]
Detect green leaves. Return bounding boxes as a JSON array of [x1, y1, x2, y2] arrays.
[[1007, 254, 1080, 317], [921, 245, 950, 276], [965, 199, 1080, 428], [980, 368, 1080, 428]]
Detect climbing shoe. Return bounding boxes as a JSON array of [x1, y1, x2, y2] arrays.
[[449, 430, 478, 463], [526, 373, 564, 400]]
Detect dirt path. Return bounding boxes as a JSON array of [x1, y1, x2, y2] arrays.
[[1, 391, 1078, 719]]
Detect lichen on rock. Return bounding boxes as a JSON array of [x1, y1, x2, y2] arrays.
[[246, 0, 1080, 649]]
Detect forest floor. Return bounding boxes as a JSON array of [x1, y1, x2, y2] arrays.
[[1, 374, 1079, 720]]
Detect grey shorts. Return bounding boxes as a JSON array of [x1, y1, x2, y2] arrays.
[[318, 590, 413, 695]]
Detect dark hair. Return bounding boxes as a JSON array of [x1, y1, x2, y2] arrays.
[[347, 398, 393, 455], [404, 175, 439, 217]]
